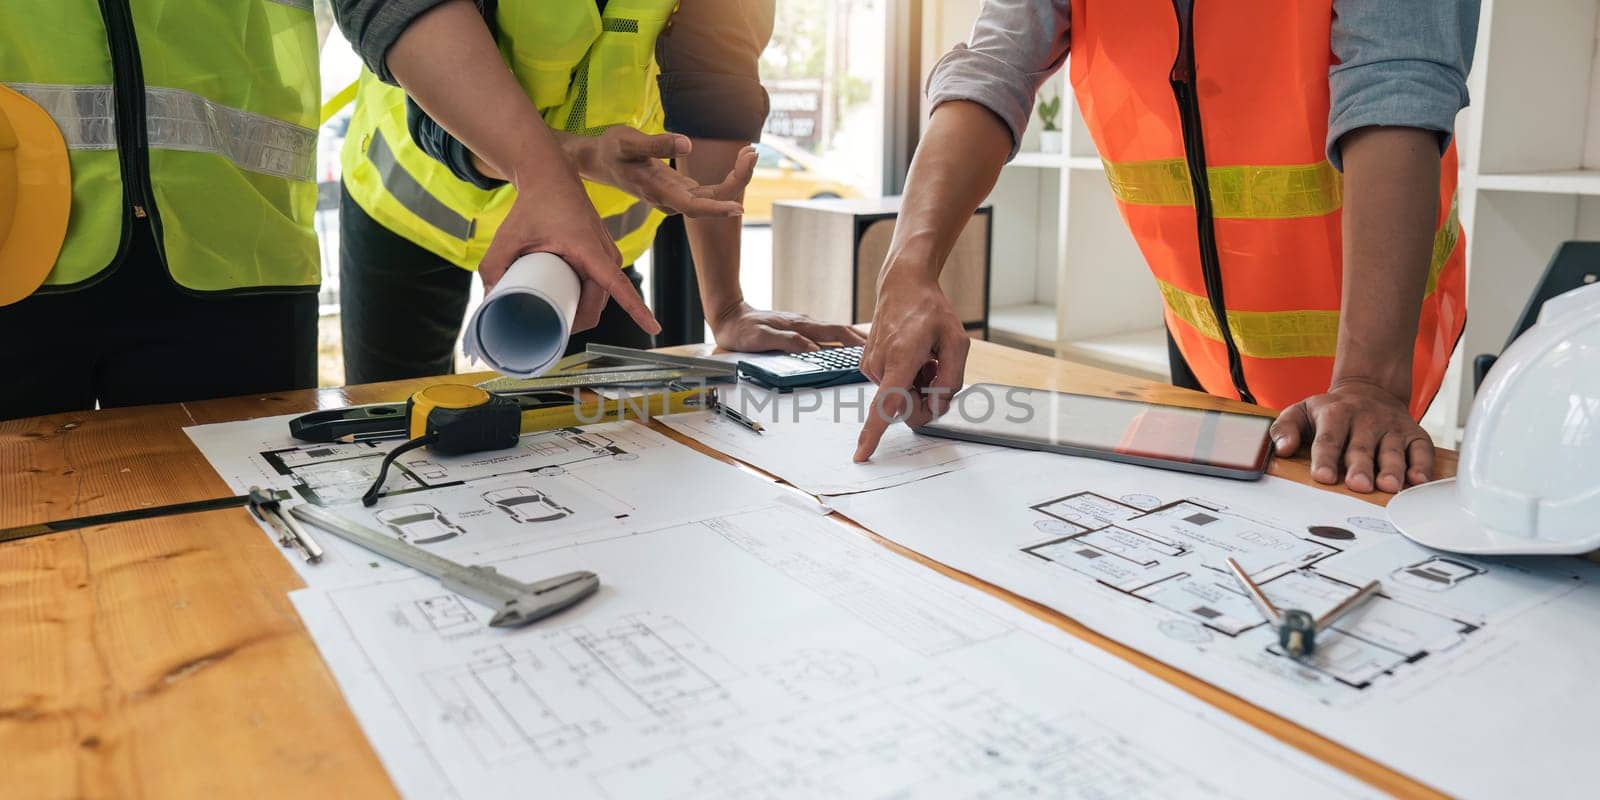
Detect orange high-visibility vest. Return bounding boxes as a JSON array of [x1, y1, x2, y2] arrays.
[[1068, 0, 1466, 416]]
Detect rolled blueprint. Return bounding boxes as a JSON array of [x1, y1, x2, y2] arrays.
[[462, 252, 582, 378]]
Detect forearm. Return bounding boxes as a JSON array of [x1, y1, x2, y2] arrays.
[[1333, 126, 1440, 396], [879, 101, 1012, 285], [385, 0, 566, 191], [678, 139, 750, 325]]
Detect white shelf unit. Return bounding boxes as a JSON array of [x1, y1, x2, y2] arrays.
[[1434, 0, 1600, 442], [985, 73, 1169, 379], [981, 0, 1600, 444]]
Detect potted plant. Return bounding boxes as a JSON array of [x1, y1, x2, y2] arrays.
[[1037, 93, 1063, 154]]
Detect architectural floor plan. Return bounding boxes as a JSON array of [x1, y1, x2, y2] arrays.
[[185, 413, 783, 588], [831, 450, 1600, 798], [288, 503, 1373, 799]]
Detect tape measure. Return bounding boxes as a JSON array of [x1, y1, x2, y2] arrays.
[[406, 384, 521, 450]]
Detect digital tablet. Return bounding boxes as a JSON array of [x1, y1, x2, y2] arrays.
[[918, 384, 1272, 480]]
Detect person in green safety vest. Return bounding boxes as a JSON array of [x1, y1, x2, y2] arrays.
[[331, 0, 864, 384], [0, 1, 322, 421]]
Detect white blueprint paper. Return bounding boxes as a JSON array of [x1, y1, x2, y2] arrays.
[[185, 413, 783, 588], [830, 451, 1600, 799], [463, 252, 582, 377], [659, 383, 1004, 495], [289, 502, 1375, 800]]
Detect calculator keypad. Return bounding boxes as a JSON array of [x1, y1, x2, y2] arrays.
[[793, 345, 863, 371]]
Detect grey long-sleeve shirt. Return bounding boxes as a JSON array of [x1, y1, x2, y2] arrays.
[[928, 0, 1480, 169]]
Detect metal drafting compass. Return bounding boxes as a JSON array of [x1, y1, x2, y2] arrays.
[[1224, 557, 1381, 658]]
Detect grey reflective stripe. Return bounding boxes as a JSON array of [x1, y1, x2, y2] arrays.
[[6, 83, 116, 150], [4, 82, 317, 182], [603, 201, 654, 240], [266, 0, 313, 10], [145, 86, 316, 182], [367, 129, 477, 241]]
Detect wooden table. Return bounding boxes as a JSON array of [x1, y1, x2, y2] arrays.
[[0, 340, 1456, 798]]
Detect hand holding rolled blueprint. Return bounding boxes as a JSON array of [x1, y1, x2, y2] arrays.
[[463, 252, 582, 377]]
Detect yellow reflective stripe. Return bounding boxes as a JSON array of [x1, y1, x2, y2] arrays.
[[320, 80, 359, 125], [1103, 157, 1343, 219], [1161, 194, 1463, 359], [1425, 193, 1461, 296], [1159, 280, 1341, 359]]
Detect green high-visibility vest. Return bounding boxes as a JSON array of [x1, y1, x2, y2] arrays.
[[341, 0, 676, 272], [0, 0, 320, 294]]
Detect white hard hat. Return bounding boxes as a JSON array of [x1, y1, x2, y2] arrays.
[[1388, 281, 1600, 555]]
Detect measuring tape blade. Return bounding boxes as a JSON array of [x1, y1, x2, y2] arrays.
[[517, 387, 715, 434]]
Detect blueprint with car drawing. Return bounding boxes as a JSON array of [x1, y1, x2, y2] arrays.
[[186, 413, 779, 588]]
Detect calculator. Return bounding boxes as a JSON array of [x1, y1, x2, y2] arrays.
[[737, 345, 868, 391]]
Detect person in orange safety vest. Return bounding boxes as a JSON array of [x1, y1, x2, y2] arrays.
[[855, 0, 1477, 497]]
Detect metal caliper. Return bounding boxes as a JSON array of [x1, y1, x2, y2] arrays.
[[290, 503, 599, 628]]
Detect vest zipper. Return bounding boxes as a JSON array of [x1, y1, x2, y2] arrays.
[[1167, 0, 1255, 404], [99, 1, 158, 230]]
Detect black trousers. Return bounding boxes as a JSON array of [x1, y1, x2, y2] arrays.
[[0, 222, 317, 421], [1166, 325, 1204, 392], [338, 184, 654, 385]]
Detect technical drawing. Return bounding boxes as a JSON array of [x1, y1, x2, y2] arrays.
[[550, 615, 743, 727], [483, 486, 574, 523], [424, 645, 592, 767], [376, 504, 466, 544], [1022, 491, 1483, 692], [760, 649, 879, 702], [414, 594, 478, 635], [417, 614, 744, 771], [1158, 619, 1213, 644], [256, 425, 640, 508], [1392, 556, 1486, 591], [1119, 492, 1162, 510], [1347, 515, 1400, 534], [589, 678, 1221, 800], [1033, 518, 1079, 536], [263, 445, 409, 505]]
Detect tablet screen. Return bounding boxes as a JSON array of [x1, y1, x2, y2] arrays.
[[921, 384, 1272, 475]]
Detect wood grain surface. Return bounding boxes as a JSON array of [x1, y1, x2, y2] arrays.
[[0, 340, 1456, 798]]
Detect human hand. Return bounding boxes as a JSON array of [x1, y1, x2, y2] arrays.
[[566, 128, 755, 218], [1269, 379, 1433, 493], [708, 301, 866, 354], [853, 273, 970, 462], [478, 167, 660, 335]]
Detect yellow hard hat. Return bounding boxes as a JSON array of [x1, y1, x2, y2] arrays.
[[0, 83, 71, 306]]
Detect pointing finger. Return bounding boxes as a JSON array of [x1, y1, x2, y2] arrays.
[[593, 264, 661, 335], [855, 359, 922, 462]]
